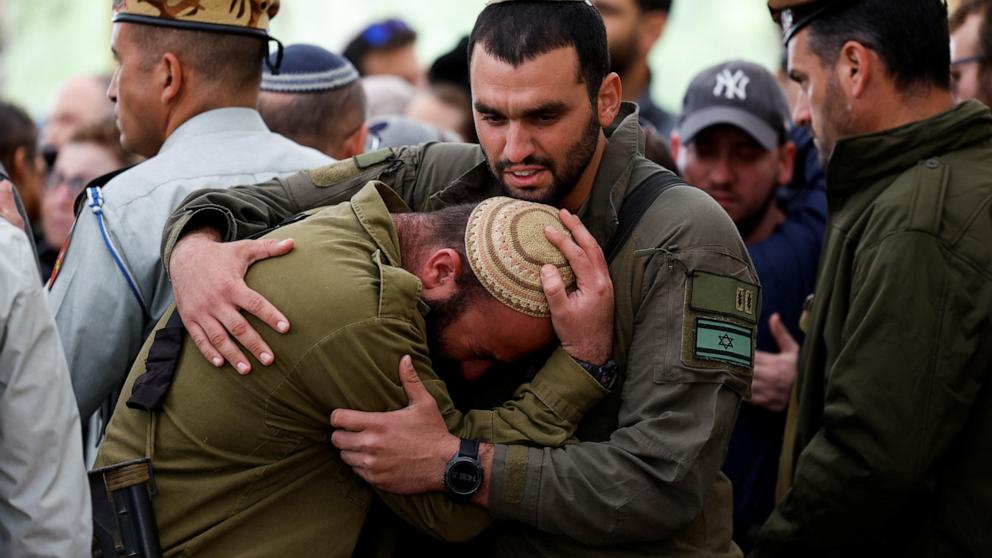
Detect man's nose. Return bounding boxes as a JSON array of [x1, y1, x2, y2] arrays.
[[709, 153, 735, 188], [502, 123, 536, 163], [793, 91, 812, 128]]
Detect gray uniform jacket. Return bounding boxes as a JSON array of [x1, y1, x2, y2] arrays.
[[48, 108, 331, 418], [0, 219, 90, 557], [162, 103, 758, 557]]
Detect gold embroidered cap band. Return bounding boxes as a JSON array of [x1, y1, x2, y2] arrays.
[[466, 198, 576, 318]]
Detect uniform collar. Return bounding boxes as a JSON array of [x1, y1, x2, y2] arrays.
[[159, 107, 271, 155], [576, 101, 645, 248], [827, 100, 992, 192], [350, 181, 411, 266]]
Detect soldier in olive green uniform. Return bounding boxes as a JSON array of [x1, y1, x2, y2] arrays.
[[751, 1, 992, 556], [97, 182, 610, 556], [161, 2, 759, 555]]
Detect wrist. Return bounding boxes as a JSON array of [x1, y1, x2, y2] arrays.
[[434, 434, 460, 491]]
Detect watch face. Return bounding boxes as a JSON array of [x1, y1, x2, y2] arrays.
[[445, 458, 482, 495]]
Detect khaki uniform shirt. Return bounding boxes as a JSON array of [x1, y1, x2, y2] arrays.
[[98, 183, 607, 557], [162, 104, 758, 557], [754, 101, 992, 557]]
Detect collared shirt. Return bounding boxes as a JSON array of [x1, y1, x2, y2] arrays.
[[97, 182, 607, 556], [0, 219, 90, 558], [48, 107, 331, 419]]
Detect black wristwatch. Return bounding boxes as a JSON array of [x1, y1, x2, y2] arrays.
[[443, 438, 483, 500], [573, 357, 618, 390]]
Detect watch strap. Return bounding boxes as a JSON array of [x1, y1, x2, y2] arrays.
[[459, 437, 479, 460]]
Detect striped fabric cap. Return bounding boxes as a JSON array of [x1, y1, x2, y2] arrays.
[[466, 197, 576, 318], [261, 44, 360, 93]]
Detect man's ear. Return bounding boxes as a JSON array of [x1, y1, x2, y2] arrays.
[[159, 52, 185, 105], [339, 123, 368, 159], [418, 248, 462, 300], [777, 140, 797, 186], [837, 40, 872, 99], [670, 130, 682, 164], [597, 72, 623, 128], [638, 11, 668, 55]]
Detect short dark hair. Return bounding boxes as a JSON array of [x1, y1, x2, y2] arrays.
[[468, 1, 610, 104], [258, 81, 367, 155], [0, 100, 37, 174], [638, 0, 672, 13], [343, 19, 418, 75], [804, 0, 951, 91], [130, 24, 266, 90], [399, 203, 486, 300]]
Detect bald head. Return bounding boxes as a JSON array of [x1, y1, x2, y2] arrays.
[[41, 75, 114, 150]]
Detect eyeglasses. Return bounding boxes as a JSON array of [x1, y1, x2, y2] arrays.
[[951, 54, 986, 68], [47, 172, 92, 194], [360, 18, 413, 48]]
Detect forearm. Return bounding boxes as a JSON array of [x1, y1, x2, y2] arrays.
[[456, 347, 609, 446], [486, 385, 741, 546]]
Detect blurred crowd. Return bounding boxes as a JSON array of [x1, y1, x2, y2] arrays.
[[0, 0, 990, 557]]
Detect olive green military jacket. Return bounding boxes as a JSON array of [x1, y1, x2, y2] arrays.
[[753, 101, 992, 557], [163, 103, 759, 557], [98, 183, 609, 557]]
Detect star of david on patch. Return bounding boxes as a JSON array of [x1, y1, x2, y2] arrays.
[[718, 333, 734, 350]]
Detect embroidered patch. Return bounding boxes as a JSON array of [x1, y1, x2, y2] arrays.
[[308, 160, 360, 187], [693, 317, 754, 368], [690, 271, 760, 324]]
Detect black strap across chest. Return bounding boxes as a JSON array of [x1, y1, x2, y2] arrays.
[[604, 170, 682, 263]]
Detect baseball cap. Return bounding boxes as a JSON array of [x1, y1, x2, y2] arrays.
[[677, 60, 792, 151]]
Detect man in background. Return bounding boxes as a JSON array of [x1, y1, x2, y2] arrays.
[[258, 44, 368, 160], [672, 59, 825, 552], [343, 18, 421, 86], [755, 1, 992, 555], [39, 75, 114, 167], [593, 0, 677, 136], [48, 0, 330, 425], [950, 0, 992, 105]]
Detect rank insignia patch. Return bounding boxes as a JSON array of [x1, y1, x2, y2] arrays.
[[694, 317, 754, 368]]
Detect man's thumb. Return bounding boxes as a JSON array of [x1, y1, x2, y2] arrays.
[[769, 313, 799, 352], [398, 355, 428, 404]]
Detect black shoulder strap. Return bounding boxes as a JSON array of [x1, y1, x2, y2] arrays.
[[604, 170, 682, 263]]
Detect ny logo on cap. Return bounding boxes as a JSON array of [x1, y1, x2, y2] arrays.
[[713, 69, 750, 101]]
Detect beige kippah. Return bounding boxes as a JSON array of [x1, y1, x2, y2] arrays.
[[466, 197, 576, 318]]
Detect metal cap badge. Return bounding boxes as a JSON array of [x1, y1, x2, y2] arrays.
[[768, 0, 853, 45]]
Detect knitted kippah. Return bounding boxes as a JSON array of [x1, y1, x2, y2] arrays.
[[261, 44, 360, 93], [466, 197, 576, 318]]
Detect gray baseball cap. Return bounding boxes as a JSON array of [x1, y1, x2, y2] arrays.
[[677, 60, 792, 151]]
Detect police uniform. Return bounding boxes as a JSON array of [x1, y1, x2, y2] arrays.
[[164, 94, 759, 556], [753, 2, 992, 556], [97, 183, 609, 556], [48, 0, 332, 421]]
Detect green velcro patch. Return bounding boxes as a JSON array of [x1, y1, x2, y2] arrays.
[[694, 317, 754, 368], [354, 147, 395, 169], [690, 271, 760, 324], [503, 445, 529, 505], [308, 160, 360, 187]]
